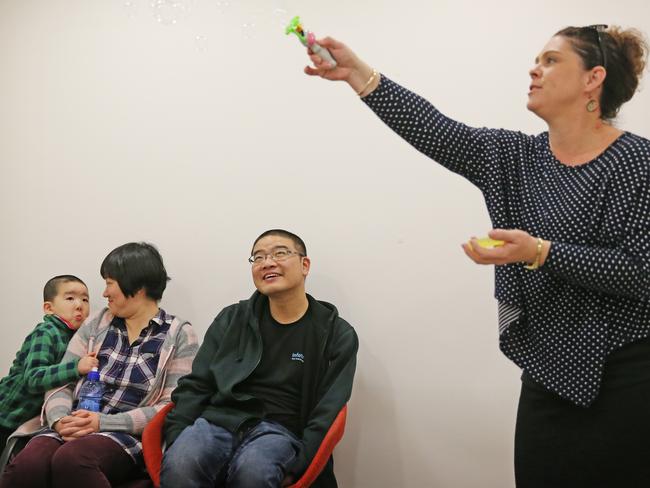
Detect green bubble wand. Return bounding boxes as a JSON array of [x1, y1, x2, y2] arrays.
[[285, 16, 337, 68]]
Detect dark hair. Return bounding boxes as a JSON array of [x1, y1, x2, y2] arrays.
[[251, 229, 307, 256], [43, 275, 87, 302], [100, 242, 170, 301], [556, 25, 648, 120]]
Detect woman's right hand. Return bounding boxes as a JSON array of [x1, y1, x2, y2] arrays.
[[304, 37, 378, 96]]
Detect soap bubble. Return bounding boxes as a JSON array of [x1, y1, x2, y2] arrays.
[[241, 21, 257, 40], [195, 34, 208, 52], [122, 0, 138, 19], [216, 0, 230, 14], [272, 8, 290, 30], [151, 0, 189, 25]]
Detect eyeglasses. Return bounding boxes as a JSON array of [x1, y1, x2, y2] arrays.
[[585, 24, 608, 70], [248, 248, 305, 266]]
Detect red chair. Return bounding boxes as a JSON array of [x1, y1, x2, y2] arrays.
[[142, 403, 348, 488]]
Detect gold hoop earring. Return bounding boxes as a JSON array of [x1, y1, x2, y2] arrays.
[[586, 99, 598, 112]]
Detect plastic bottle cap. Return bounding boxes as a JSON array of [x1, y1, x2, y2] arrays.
[[87, 367, 100, 381]]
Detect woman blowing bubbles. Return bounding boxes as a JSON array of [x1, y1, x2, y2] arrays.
[[305, 26, 649, 487]]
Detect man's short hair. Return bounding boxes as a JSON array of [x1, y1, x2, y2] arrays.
[[43, 275, 87, 302], [251, 229, 307, 256], [100, 242, 170, 301]]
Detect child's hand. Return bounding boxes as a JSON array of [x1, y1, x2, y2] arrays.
[[77, 352, 99, 375]]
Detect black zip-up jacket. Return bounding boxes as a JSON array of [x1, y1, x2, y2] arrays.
[[164, 291, 358, 486]]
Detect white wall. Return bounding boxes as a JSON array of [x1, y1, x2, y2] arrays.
[[1, 1, 648, 486]]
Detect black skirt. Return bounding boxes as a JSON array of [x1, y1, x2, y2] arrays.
[[515, 338, 650, 488]]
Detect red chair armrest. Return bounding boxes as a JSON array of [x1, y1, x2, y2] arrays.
[[289, 404, 348, 488], [142, 402, 175, 488]]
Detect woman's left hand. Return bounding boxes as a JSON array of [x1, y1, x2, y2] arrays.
[[462, 229, 548, 266]]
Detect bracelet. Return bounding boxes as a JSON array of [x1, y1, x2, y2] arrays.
[[524, 237, 543, 270], [357, 69, 378, 96]]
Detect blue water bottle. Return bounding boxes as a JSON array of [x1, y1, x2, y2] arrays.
[[77, 367, 104, 412]]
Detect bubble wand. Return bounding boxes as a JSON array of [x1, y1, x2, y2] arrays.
[[285, 16, 337, 68]]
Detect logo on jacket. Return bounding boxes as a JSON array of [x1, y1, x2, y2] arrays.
[[291, 352, 304, 363]]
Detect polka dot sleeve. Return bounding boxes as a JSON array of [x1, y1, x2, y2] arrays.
[[546, 225, 650, 301], [361, 75, 534, 192]]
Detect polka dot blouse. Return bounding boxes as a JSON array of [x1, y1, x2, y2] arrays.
[[363, 75, 650, 407]]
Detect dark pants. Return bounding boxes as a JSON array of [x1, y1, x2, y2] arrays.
[[0, 435, 147, 488], [515, 375, 650, 488]]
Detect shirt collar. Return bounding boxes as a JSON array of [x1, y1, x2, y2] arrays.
[[111, 308, 168, 331], [45, 314, 76, 332]]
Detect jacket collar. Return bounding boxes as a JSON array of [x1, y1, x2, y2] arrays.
[[244, 290, 339, 335]]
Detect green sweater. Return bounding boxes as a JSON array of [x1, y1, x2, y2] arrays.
[[165, 292, 358, 485], [0, 315, 80, 430]]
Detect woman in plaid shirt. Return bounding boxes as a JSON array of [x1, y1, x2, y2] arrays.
[[1, 242, 199, 488]]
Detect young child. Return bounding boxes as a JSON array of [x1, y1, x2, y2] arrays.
[[0, 275, 98, 448]]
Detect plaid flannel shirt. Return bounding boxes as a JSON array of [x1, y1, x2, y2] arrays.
[[92, 310, 171, 461], [0, 315, 79, 430]]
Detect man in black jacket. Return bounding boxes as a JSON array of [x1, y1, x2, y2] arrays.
[[161, 229, 358, 488]]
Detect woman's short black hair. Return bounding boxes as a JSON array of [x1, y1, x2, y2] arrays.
[[100, 242, 170, 301]]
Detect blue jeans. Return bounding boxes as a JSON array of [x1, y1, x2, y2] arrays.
[[160, 418, 301, 488]]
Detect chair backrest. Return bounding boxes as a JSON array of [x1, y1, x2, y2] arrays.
[[142, 402, 175, 487], [288, 404, 348, 488]]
